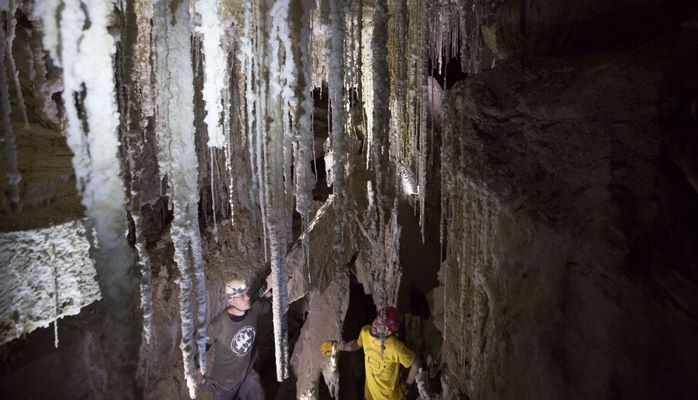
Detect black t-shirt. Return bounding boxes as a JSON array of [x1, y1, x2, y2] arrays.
[[208, 300, 271, 390]]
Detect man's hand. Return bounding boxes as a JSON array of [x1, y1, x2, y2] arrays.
[[320, 340, 338, 357], [400, 382, 416, 399], [399, 383, 408, 398], [195, 371, 205, 386], [258, 285, 272, 299]]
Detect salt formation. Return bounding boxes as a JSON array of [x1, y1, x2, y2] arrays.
[[195, 0, 227, 148], [33, 0, 138, 397], [266, 0, 293, 382], [329, 0, 346, 253], [12, 0, 499, 395], [416, 367, 431, 399], [154, 1, 208, 397], [0, 11, 21, 209], [129, 0, 156, 345], [293, 0, 318, 288], [5, 0, 29, 127], [440, 99, 501, 392], [0, 221, 100, 345]]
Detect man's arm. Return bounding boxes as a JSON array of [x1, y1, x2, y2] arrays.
[[321, 338, 360, 356], [405, 357, 421, 385], [339, 339, 360, 352]]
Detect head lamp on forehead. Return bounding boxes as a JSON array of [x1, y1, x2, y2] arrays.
[[225, 278, 248, 297]]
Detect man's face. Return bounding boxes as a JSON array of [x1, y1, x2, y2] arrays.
[[228, 290, 251, 311], [370, 317, 392, 338]]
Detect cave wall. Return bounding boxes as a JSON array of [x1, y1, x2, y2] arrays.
[[436, 4, 698, 399]]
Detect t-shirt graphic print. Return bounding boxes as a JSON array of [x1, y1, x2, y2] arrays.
[[231, 326, 255, 356]]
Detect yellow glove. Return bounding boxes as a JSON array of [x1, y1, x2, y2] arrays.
[[320, 340, 337, 357], [399, 383, 409, 398]]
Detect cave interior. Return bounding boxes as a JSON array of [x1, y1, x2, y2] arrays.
[[1, 0, 698, 399]]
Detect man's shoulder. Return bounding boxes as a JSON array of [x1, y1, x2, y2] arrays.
[[211, 309, 230, 323], [252, 298, 271, 315]]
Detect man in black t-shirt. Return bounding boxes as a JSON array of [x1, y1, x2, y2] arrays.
[[197, 278, 271, 400]]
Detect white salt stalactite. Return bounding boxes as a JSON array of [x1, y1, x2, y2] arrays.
[[50, 242, 59, 348], [255, 2, 271, 261], [35, 0, 138, 398], [360, 3, 374, 170], [134, 0, 155, 124], [154, 1, 207, 397], [329, 0, 346, 252], [328, 3, 350, 392], [293, 0, 317, 288], [384, 202, 402, 307], [274, 0, 298, 241], [238, 1, 262, 231], [0, 14, 21, 209], [266, 0, 292, 381], [223, 70, 236, 224], [133, 214, 154, 344], [210, 148, 219, 237], [371, 0, 391, 223], [6, 0, 28, 128], [131, 0, 156, 345], [195, 0, 227, 148]]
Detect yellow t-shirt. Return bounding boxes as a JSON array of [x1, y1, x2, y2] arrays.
[[357, 325, 416, 400]]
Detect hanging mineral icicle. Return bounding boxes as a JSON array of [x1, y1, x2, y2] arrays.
[[0, 13, 21, 210], [5, 0, 28, 128], [292, 0, 317, 288], [154, 0, 208, 397], [195, 0, 227, 148], [34, 0, 138, 398], [127, 0, 156, 345], [265, 0, 294, 381], [328, 0, 346, 251]]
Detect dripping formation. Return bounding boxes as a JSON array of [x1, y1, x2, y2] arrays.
[[13, 0, 478, 396]]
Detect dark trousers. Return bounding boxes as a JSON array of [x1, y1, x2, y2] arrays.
[[203, 369, 264, 400]]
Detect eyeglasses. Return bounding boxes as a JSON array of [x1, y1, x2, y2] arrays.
[[228, 290, 249, 299]]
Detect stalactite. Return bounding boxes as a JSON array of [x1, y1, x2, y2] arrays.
[[255, 1, 270, 261], [0, 13, 21, 210], [34, 0, 138, 398], [134, 0, 155, 124], [238, 1, 262, 233], [6, 0, 28, 127], [129, 0, 156, 346], [293, 0, 317, 289], [416, 367, 430, 400], [371, 0, 391, 222], [329, 0, 346, 253], [195, 0, 227, 148], [154, 1, 207, 396], [274, 0, 298, 241], [223, 60, 236, 223], [133, 214, 154, 344], [384, 202, 402, 306], [265, 0, 292, 381], [50, 242, 59, 348], [388, 0, 407, 175], [210, 148, 219, 236], [360, 2, 375, 171]]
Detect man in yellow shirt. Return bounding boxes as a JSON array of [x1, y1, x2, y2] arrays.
[[321, 306, 420, 400]]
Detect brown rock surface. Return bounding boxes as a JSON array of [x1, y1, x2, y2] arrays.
[[436, 28, 698, 400]]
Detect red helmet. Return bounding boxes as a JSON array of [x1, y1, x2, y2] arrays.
[[380, 306, 401, 334]]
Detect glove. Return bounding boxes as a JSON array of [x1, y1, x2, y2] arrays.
[[399, 383, 408, 398], [321, 340, 338, 357]]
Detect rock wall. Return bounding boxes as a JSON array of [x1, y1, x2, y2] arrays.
[[436, 21, 698, 400]]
